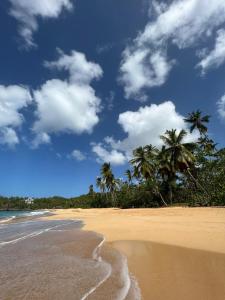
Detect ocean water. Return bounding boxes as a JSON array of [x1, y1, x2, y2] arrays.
[[0, 210, 49, 223], [0, 216, 141, 299]]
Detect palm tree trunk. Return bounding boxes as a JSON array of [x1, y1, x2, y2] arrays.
[[158, 190, 167, 206], [187, 169, 211, 198], [168, 186, 173, 205]]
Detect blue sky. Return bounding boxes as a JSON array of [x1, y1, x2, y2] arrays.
[[0, 0, 225, 197]]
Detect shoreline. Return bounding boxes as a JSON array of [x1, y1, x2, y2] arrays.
[[44, 207, 225, 299]]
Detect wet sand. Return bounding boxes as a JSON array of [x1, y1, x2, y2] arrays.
[[45, 207, 225, 299], [0, 219, 140, 299]]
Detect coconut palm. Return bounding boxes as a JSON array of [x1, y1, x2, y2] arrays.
[[100, 163, 117, 204], [88, 184, 94, 196], [160, 129, 196, 171], [160, 129, 196, 202], [130, 145, 167, 206], [198, 136, 217, 154], [130, 146, 155, 180], [125, 169, 132, 185], [132, 165, 141, 181], [96, 177, 106, 195], [184, 110, 210, 135]]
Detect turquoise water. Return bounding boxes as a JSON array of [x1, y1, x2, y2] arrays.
[[0, 210, 48, 222]]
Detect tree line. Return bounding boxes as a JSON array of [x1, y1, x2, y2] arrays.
[[90, 110, 225, 208], [0, 110, 224, 210]]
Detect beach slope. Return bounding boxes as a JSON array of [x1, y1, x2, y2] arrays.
[[45, 207, 225, 300]]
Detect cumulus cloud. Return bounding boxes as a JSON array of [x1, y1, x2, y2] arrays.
[[9, 0, 73, 48], [70, 149, 86, 161], [31, 132, 51, 149], [0, 85, 32, 147], [92, 143, 127, 166], [120, 0, 225, 99], [120, 48, 174, 100], [217, 94, 225, 119], [0, 128, 19, 147], [32, 50, 103, 147], [197, 29, 225, 74], [93, 101, 198, 165]]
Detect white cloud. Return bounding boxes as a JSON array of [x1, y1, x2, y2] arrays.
[[0, 128, 19, 147], [0, 85, 32, 147], [197, 29, 225, 74], [44, 49, 103, 84], [120, 0, 225, 99], [9, 0, 73, 48], [217, 94, 225, 119], [120, 48, 174, 100], [31, 132, 51, 149], [93, 101, 198, 165], [92, 143, 127, 166], [32, 50, 103, 147], [71, 149, 86, 161]]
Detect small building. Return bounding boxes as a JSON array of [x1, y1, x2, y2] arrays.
[[25, 197, 34, 205]]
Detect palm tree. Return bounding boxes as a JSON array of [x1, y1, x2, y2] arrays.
[[198, 136, 217, 154], [96, 177, 106, 196], [130, 145, 167, 206], [132, 165, 141, 181], [100, 163, 117, 204], [130, 146, 154, 180], [125, 169, 132, 185], [184, 110, 210, 135], [160, 129, 196, 203], [88, 184, 94, 196]]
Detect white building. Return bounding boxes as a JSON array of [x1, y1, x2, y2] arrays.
[[25, 197, 34, 204]]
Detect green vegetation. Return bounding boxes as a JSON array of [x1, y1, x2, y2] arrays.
[[90, 110, 225, 208], [0, 110, 224, 210]]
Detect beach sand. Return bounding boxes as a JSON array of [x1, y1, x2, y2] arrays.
[[45, 207, 225, 300]]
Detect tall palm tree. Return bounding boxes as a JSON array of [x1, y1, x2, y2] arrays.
[[132, 165, 141, 181], [198, 136, 217, 154], [96, 177, 106, 195], [130, 146, 154, 180], [184, 110, 210, 135], [160, 129, 196, 203], [88, 184, 94, 196], [125, 169, 132, 185], [101, 163, 117, 204], [101, 163, 113, 189], [130, 145, 167, 206]]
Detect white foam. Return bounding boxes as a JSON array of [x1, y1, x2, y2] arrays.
[[0, 216, 15, 224], [84, 236, 141, 300], [92, 236, 105, 261], [116, 255, 132, 300], [80, 236, 112, 300], [0, 220, 77, 247]]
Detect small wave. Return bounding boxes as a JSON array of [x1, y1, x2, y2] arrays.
[[80, 235, 112, 300], [0, 216, 16, 224], [23, 210, 50, 217], [0, 220, 78, 248]]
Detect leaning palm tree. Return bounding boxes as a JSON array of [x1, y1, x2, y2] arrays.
[[160, 129, 196, 203], [184, 110, 210, 135]]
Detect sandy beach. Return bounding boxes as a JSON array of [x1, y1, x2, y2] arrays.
[[45, 207, 225, 300]]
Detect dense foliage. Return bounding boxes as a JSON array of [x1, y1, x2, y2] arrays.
[[90, 110, 225, 208], [0, 110, 224, 210]]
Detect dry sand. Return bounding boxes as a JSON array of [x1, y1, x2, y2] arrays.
[[45, 207, 225, 300]]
